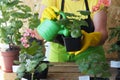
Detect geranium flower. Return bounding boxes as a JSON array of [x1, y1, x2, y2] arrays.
[[20, 28, 36, 48], [92, 0, 111, 12]]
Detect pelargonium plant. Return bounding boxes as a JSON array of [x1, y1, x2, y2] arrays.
[[20, 28, 44, 55], [20, 28, 36, 48], [14, 28, 48, 80]]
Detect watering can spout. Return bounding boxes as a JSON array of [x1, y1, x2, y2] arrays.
[[58, 25, 69, 37]]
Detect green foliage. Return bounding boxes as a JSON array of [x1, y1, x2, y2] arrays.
[[108, 26, 120, 41], [56, 10, 89, 38], [29, 13, 40, 29], [14, 37, 48, 80], [76, 53, 111, 78], [20, 39, 43, 55], [0, 0, 40, 50], [108, 26, 120, 53], [15, 53, 48, 80]]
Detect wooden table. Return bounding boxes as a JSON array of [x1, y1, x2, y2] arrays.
[[0, 62, 118, 80]]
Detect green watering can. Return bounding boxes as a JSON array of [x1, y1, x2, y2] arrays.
[[37, 12, 69, 41]]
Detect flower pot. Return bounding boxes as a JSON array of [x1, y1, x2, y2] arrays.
[[115, 68, 120, 80], [90, 77, 109, 80], [0, 50, 19, 72], [22, 67, 49, 80], [62, 36, 82, 52], [22, 61, 49, 80], [12, 65, 20, 73]]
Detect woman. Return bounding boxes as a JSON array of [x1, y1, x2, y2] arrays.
[[36, 0, 110, 62]]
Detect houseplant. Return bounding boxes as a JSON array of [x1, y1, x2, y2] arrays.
[[56, 10, 89, 51], [15, 53, 49, 80], [108, 26, 120, 58], [108, 26, 120, 80], [61, 11, 111, 80], [0, 0, 40, 72], [75, 52, 111, 80], [14, 28, 49, 80]]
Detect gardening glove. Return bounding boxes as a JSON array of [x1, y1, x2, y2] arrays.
[[40, 6, 60, 22], [70, 30, 102, 55]]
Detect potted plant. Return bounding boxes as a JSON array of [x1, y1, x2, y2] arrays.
[[108, 26, 120, 59], [56, 10, 89, 51], [76, 52, 111, 80], [108, 26, 120, 80], [0, 0, 40, 72], [15, 53, 49, 80], [14, 28, 49, 80]]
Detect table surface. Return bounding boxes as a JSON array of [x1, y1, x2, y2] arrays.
[[0, 62, 118, 80]]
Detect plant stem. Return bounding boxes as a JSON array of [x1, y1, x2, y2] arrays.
[[31, 72, 34, 80], [94, 75, 97, 80]]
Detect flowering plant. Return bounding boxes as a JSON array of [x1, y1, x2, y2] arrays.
[[15, 28, 48, 80], [20, 28, 44, 55], [92, 0, 111, 12], [20, 28, 36, 48]]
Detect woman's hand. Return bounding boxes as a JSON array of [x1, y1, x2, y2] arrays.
[[40, 6, 60, 22], [33, 28, 44, 40]]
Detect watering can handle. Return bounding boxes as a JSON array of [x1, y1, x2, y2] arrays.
[[58, 11, 67, 19]]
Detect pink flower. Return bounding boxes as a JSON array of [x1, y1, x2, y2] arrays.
[[23, 32, 30, 37], [20, 37, 28, 44], [20, 28, 37, 48], [23, 43, 30, 48], [30, 31, 35, 38], [92, 0, 111, 12], [25, 28, 32, 33]]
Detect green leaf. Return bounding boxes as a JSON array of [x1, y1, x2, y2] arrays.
[[6, 0, 19, 8], [15, 20, 23, 28], [78, 10, 91, 16], [17, 64, 26, 73], [37, 63, 47, 72], [29, 13, 40, 29], [16, 5, 31, 13], [11, 12, 32, 18], [71, 29, 81, 38]]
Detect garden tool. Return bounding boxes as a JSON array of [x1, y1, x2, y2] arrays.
[[37, 11, 69, 41]]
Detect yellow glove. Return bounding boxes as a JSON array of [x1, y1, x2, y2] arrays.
[[41, 6, 60, 22], [70, 30, 102, 55]]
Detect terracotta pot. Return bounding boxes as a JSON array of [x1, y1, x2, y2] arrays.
[[0, 50, 19, 72]]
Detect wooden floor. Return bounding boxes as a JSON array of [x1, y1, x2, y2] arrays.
[[0, 62, 118, 80]]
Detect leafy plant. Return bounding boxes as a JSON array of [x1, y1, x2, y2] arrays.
[[108, 26, 120, 53], [15, 53, 48, 80], [56, 10, 89, 38], [14, 27, 49, 80], [76, 53, 111, 79], [0, 0, 40, 51]]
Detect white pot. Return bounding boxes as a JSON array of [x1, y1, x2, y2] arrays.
[[21, 78, 28, 80], [12, 65, 20, 73]]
